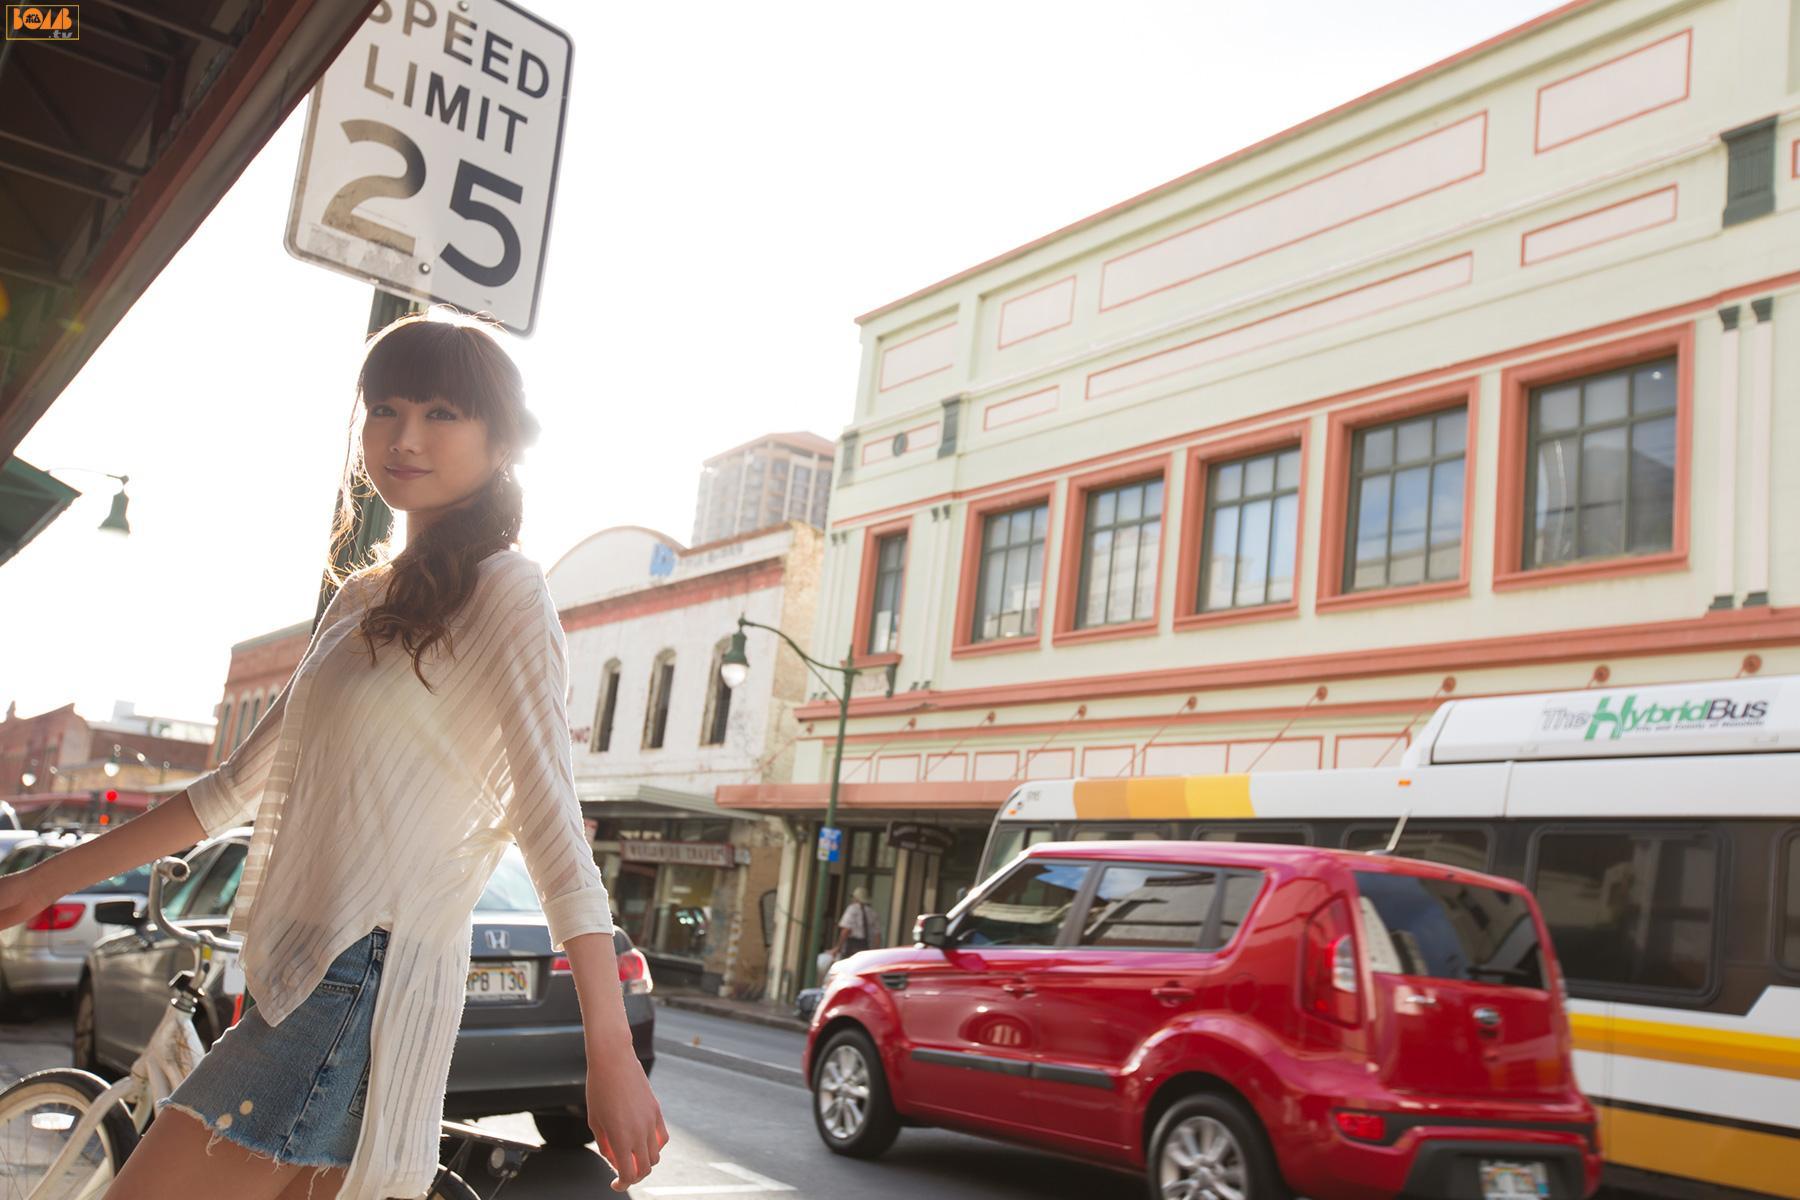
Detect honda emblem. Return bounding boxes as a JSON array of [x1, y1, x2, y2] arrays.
[[484, 929, 509, 951]]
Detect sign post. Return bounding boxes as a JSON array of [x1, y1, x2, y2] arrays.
[[285, 0, 573, 333]]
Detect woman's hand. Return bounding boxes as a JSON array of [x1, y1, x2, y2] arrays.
[[0, 865, 58, 932], [585, 1049, 668, 1192]]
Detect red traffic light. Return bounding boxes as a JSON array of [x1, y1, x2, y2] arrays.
[[104, 790, 118, 803]]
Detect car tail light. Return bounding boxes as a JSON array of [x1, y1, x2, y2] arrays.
[[1301, 897, 1360, 1027], [618, 947, 653, 995], [550, 955, 571, 974], [1334, 1111, 1387, 1142], [26, 903, 84, 932]]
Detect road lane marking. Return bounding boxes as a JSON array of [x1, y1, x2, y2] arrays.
[[642, 1161, 795, 1195]]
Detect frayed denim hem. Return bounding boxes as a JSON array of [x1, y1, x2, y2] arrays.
[[156, 1098, 349, 1198]]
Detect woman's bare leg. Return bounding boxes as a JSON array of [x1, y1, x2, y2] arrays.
[[274, 1164, 346, 1200], [103, 1107, 305, 1200]]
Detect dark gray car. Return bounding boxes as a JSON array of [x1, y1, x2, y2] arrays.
[[78, 830, 653, 1147]]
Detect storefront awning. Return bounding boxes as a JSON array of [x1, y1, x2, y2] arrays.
[[715, 780, 1020, 814], [0, 455, 77, 566], [579, 783, 760, 823]]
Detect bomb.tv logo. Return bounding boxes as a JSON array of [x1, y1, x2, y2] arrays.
[[5, 5, 79, 40]]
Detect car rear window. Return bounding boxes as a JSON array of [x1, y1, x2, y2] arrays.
[[85, 863, 153, 895], [1354, 871, 1545, 989]]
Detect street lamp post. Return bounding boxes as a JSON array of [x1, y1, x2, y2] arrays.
[[719, 614, 896, 992]]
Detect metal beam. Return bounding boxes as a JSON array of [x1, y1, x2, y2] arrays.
[[0, 157, 125, 202], [0, 130, 144, 180], [84, 0, 242, 48], [82, 19, 178, 60], [33, 41, 165, 87], [0, 261, 74, 290]]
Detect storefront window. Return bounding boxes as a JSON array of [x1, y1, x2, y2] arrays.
[[651, 863, 717, 960]]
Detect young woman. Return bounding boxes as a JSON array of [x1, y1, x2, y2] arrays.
[[0, 312, 666, 1199]]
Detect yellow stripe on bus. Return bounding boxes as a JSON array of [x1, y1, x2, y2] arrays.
[[1569, 1013, 1800, 1082], [1599, 1103, 1800, 1199], [1070, 775, 1254, 821]]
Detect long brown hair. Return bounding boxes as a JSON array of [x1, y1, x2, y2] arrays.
[[325, 310, 541, 690]]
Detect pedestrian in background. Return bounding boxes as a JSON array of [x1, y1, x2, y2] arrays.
[[0, 311, 667, 1200], [835, 886, 881, 957]]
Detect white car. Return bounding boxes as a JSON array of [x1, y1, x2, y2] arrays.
[[0, 833, 151, 1015]]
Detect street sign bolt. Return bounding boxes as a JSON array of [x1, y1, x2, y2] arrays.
[[458, 1, 469, 8], [419, 262, 432, 274]]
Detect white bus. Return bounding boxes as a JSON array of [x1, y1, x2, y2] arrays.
[[980, 675, 1800, 1200]]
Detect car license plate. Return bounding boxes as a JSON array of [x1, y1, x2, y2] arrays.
[[1480, 1159, 1549, 1199], [466, 961, 534, 1002]]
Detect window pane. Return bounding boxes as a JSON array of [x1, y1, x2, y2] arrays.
[[1275, 450, 1300, 491], [1628, 416, 1676, 553], [979, 548, 1006, 640], [1578, 426, 1627, 556], [1146, 478, 1165, 516], [1388, 466, 1430, 587], [1092, 490, 1116, 527], [1031, 504, 1048, 540], [959, 861, 1089, 948], [1214, 874, 1264, 948], [1109, 522, 1142, 622], [1634, 361, 1677, 415], [1352, 474, 1391, 591], [1533, 831, 1716, 991], [1362, 426, 1394, 471], [1428, 458, 1465, 579], [1003, 544, 1029, 621], [1213, 462, 1243, 502], [1205, 505, 1239, 610], [1134, 519, 1160, 619], [1435, 409, 1467, 455], [1080, 867, 1217, 950], [1356, 872, 1542, 988], [1533, 436, 1578, 566], [1082, 528, 1112, 626], [1009, 507, 1032, 544], [1539, 385, 1579, 432], [1267, 493, 1297, 604], [1584, 372, 1628, 425], [1396, 417, 1432, 464], [1024, 542, 1045, 634], [1234, 498, 1272, 607], [1117, 484, 1142, 523], [982, 512, 1007, 554], [1783, 838, 1800, 971], [1244, 454, 1275, 496]]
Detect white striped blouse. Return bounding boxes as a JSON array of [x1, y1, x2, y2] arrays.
[[186, 548, 613, 1200]]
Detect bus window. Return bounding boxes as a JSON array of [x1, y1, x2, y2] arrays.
[[1531, 829, 1718, 994], [1193, 824, 1309, 845], [1071, 823, 1174, 842], [1782, 835, 1800, 972], [984, 825, 1055, 879], [1346, 826, 1490, 871]]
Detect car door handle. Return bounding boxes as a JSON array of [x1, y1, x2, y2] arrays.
[[1002, 978, 1034, 998], [1152, 985, 1196, 1005]]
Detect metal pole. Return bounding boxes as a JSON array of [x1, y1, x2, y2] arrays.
[[804, 653, 853, 990], [313, 289, 416, 630]]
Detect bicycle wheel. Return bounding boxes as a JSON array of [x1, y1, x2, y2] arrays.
[[427, 1167, 481, 1200], [0, 1068, 138, 1200]]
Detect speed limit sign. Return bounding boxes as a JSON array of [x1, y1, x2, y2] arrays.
[[284, 0, 572, 333]]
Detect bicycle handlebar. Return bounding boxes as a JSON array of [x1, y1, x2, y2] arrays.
[[147, 855, 243, 955]]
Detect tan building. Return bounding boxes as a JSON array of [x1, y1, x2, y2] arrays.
[[725, 0, 1800, 1000], [691, 431, 836, 546]]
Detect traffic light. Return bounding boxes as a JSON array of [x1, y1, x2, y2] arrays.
[[99, 789, 118, 826]]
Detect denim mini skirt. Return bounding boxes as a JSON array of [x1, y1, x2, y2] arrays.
[[159, 926, 388, 1169]]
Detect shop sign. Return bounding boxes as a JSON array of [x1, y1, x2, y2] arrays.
[[619, 840, 734, 869], [817, 826, 843, 863], [886, 822, 956, 856]]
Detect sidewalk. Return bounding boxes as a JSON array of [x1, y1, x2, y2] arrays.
[[654, 990, 809, 1034]]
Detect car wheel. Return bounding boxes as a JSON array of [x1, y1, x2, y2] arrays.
[[72, 981, 102, 1074], [531, 1109, 594, 1149], [1147, 1093, 1289, 1200], [810, 1028, 899, 1158]]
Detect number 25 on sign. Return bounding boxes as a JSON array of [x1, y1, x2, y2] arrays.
[[285, 0, 572, 334]]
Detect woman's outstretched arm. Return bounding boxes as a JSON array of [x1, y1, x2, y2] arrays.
[[564, 929, 668, 1191], [0, 789, 207, 929]]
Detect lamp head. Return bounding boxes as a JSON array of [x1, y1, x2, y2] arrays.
[[720, 629, 750, 690]]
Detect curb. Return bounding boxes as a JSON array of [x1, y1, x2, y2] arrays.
[[653, 1036, 807, 1090], [655, 994, 809, 1035]]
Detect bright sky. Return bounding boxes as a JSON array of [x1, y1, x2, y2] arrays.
[[2, 0, 1559, 729]]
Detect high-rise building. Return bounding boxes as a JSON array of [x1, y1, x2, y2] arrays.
[[691, 432, 836, 546]]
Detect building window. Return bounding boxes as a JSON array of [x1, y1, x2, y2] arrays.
[[1722, 115, 1776, 227], [215, 702, 233, 759], [1345, 408, 1467, 591], [700, 640, 734, 747], [867, 533, 907, 654], [973, 503, 1048, 642], [235, 696, 260, 751], [1077, 477, 1163, 628], [642, 651, 675, 750], [1524, 357, 1676, 570], [1200, 446, 1300, 610], [590, 660, 621, 753]]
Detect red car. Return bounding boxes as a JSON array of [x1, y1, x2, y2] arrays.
[[804, 841, 1600, 1200]]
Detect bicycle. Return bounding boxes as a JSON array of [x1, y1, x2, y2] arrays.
[[0, 856, 538, 1200]]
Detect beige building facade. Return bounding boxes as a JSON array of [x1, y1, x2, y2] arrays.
[[724, 0, 1800, 998]]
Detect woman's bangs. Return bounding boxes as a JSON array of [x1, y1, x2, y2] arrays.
[[360, 321, 512, 422]]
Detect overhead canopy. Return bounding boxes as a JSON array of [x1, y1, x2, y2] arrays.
[[0, 0, 376, 556], [0, 455, 77, 566]]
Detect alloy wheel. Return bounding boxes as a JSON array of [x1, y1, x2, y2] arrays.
[[1158, 1114, 1248, 1200], [816, 1045, 871, 1140]]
